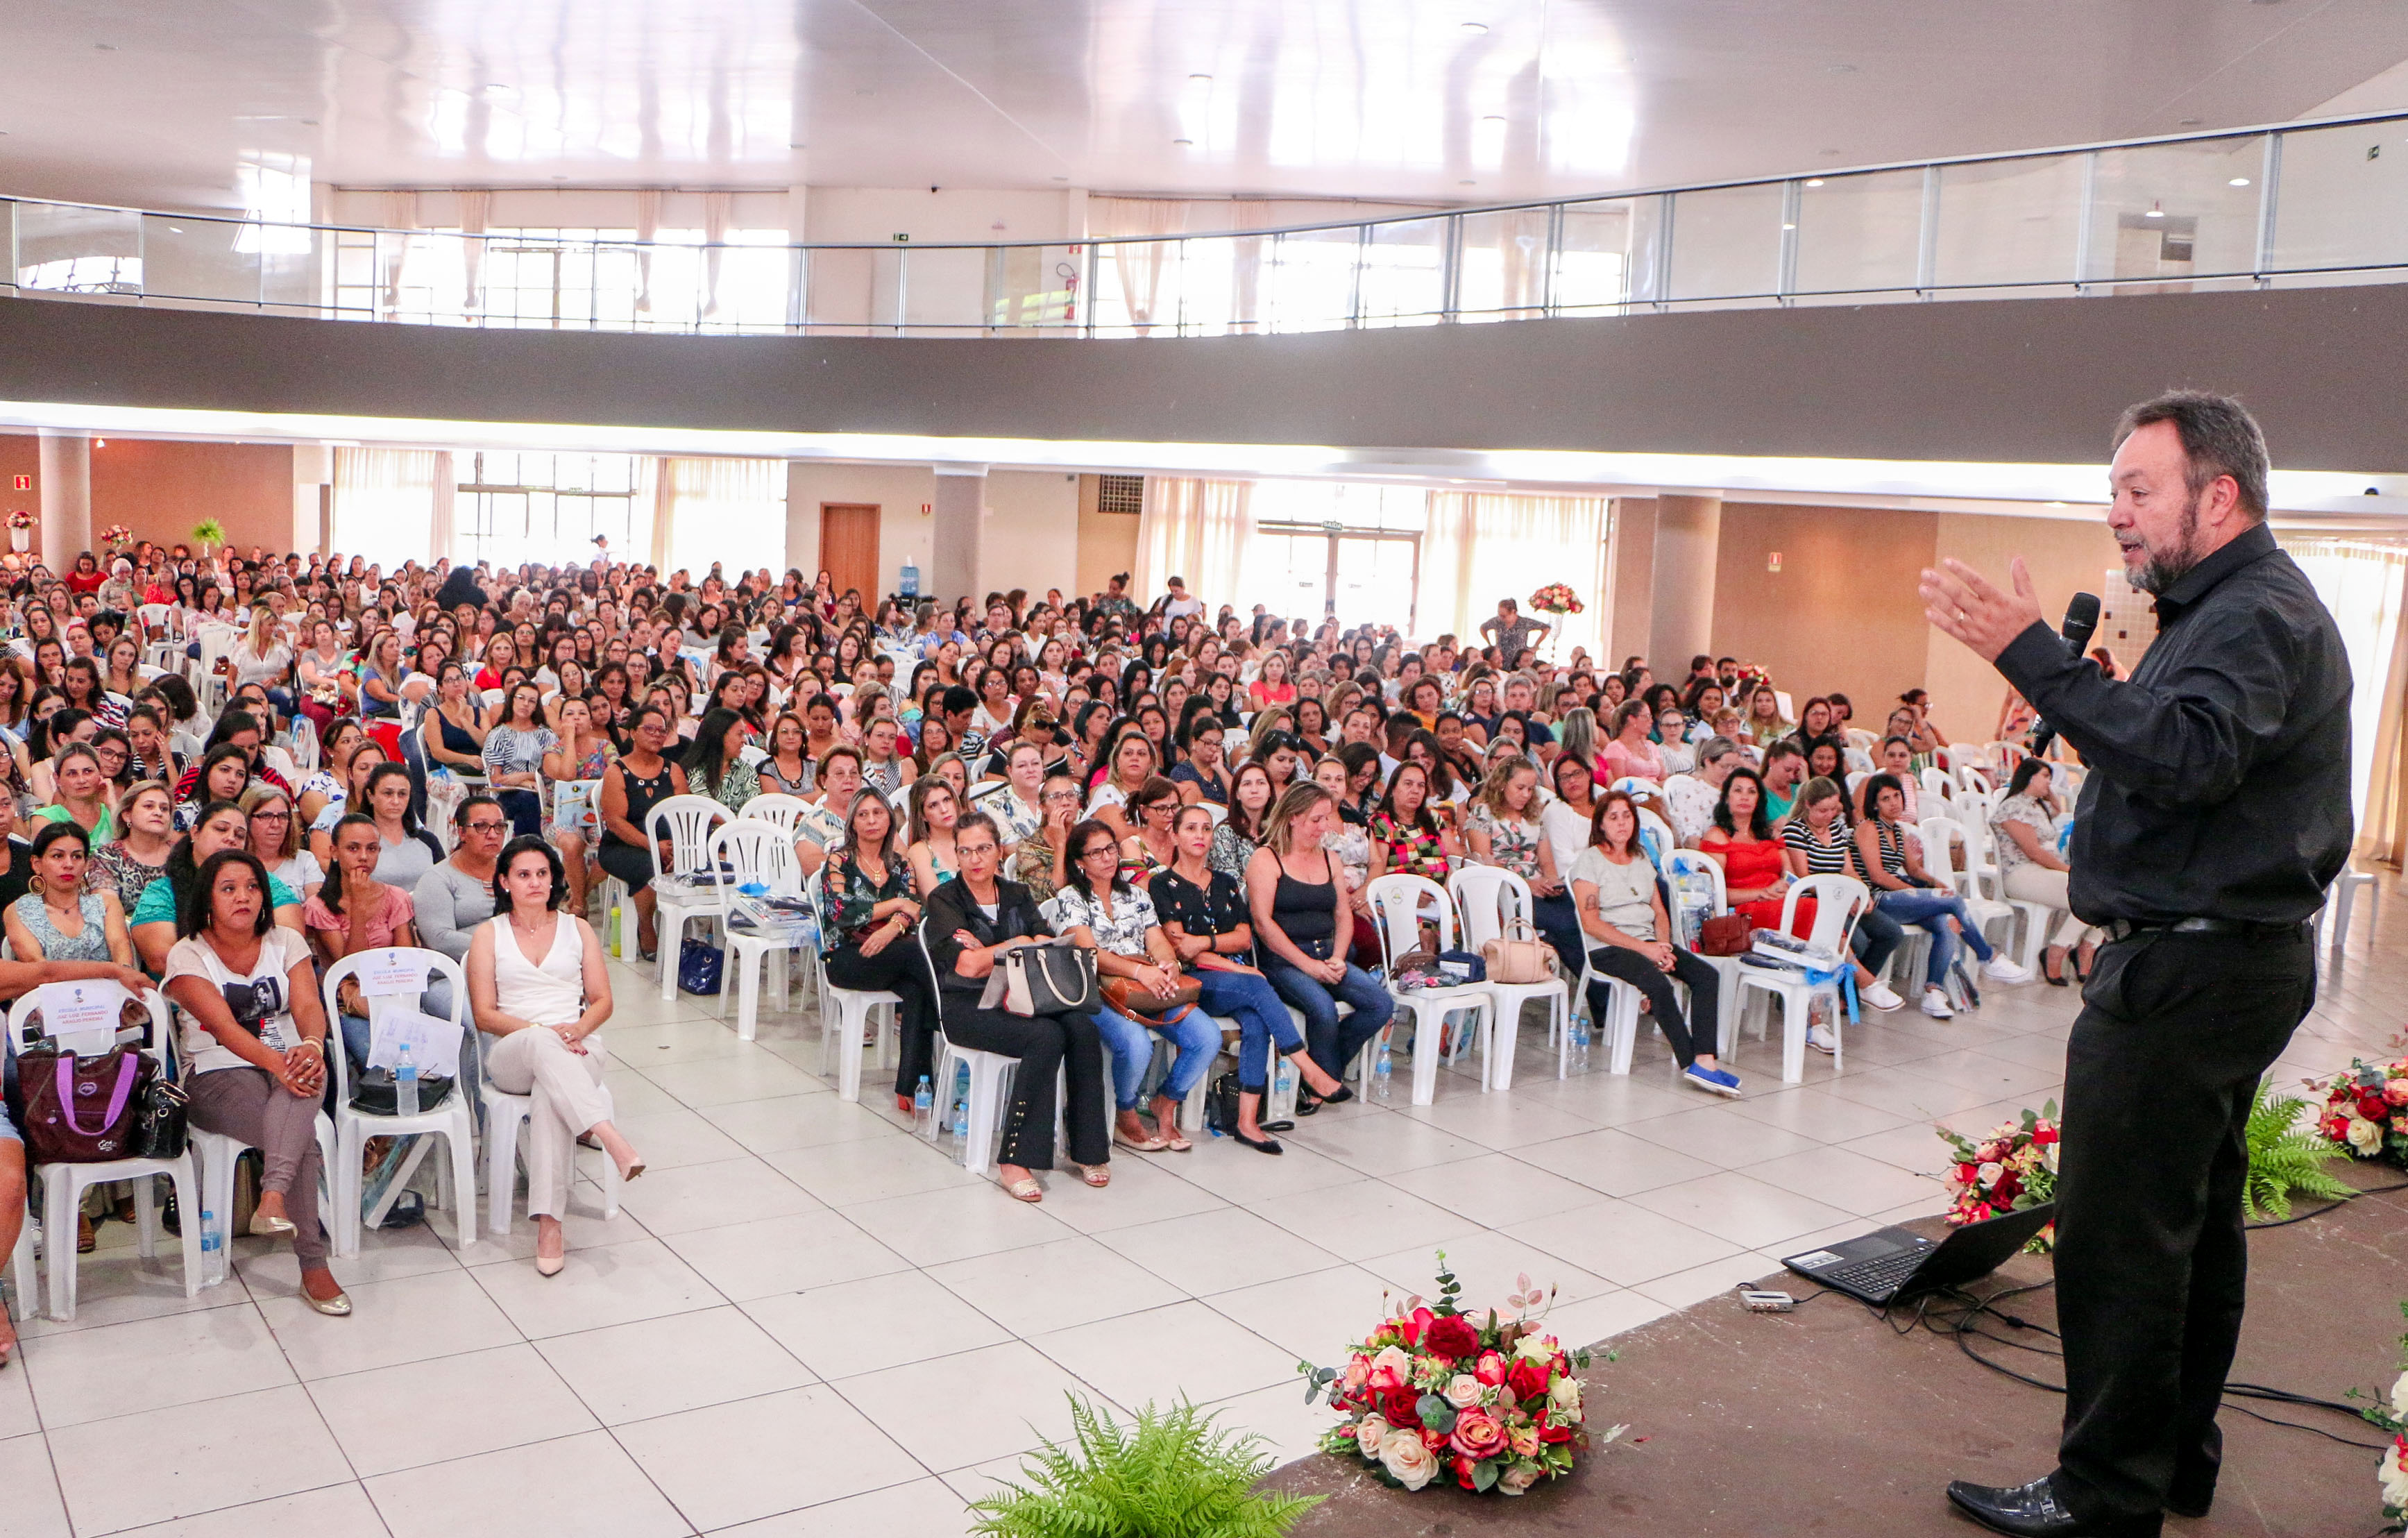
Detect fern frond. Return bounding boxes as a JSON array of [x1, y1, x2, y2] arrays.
[[2244, 1076, 2357, 1221], [968, 1395, 1325, 1538]]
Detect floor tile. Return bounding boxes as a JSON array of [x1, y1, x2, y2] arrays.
[[606, 1155, 824, 1237], [704, 1475, 968, 1538], [638, 1054, 830, 1108], [834, 1183, 1075, 1267], [1151, 1137, 1363, 1205], [604, 1017, 759, 1065], [578, 1106, 750, 1174], [0, 1358, 36, 1441], [1093, 1206, 1342, 1297], [445, 1188, 656, 1267], [535, 1305, 815, 1425], [659, 1208, 912, 1301], [1282, 1112, 1492, 1175], [697, 1095, 901, 1155], [239, 1221, 461, 1294], [0, 1433, 68, 1538], [1023, 1153, 1230, 1235], [1623, 1170, 1855, 1251], [46, 1384, 352, 1537], [1393, 1092, 1602, 1149], [1616, 1103, 1829, 1169], [618, 1384, 925, 1530], [1835, 1120, 1958, 1176], [306, 1342, 596, 1476], [1198, 1264, 1395, 1362], [470, 1237, 720, 1340], [1726, 1085, 1913, 1142], [1033, 1301, 1295, 1410], [1250, 1178, 1467, 1262], [13, 1256, 251, 1341], [23, 1304, 294, 1428], [743, 1270, 1010, 1381], [1500, 1198, 1743, 1287], [102, 1484, 387, 1538], [1516, 1126, 1723, 1198], [926, 1235, 1186, 1337], [1629, 1249, 1790, 1310], [1742, 1144, 1951, 1217], [1539, 1287, 1676, 1350], [1200, 1377, 1353, 1467], [364, 1428, 688, 1538], [1384, 1151, 1616, 1228], [1507, 1072, 1700, 1129], [257, 1267, 521, 1381], [1814, 1065, 2008, 1121], [764, 1134, 982, 1207], [834, 1340, 1105, 1473], [1355, 1228, 1616, 1310]]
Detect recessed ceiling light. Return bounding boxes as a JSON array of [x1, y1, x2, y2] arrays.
[[1804, 178, 1824, 187], [1781, 222, 1796, 230], [2228, 176, 2250, 186], [1482, 115, 1507, 124], [1189, 73, 1212, 82], [1459, 179, 1477, 185], [1460, 21, 1489, 32]]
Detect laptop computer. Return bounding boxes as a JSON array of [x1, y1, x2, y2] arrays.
[[1780, 1203, 2055, 1306]]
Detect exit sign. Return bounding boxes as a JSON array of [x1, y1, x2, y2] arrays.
[[1767, 551, 1783, 573], [10, 475, 26, 491]]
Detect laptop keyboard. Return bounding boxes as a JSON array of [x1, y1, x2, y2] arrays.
[[1824, 1245, 1930, 1299]]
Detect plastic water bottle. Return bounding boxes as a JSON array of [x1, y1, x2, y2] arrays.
[[950, 1098, 969, 1147], [1373, 1045, 1394, 1103], [913, 1074, 933, 1134], [1273, 1058, 1296, 1109], [396, 1040, 420, 1117], [1571, 1014, 1592, 1074], [198, 1207, 222, 1260]]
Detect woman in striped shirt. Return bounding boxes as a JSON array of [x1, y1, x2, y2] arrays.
[[1778, 776, 1906, 1031]]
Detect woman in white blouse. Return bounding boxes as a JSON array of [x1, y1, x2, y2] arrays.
[[468, 836, 644, 1276]]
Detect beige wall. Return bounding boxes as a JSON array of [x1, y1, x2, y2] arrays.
[[1921, 510, 2127, 744], [90, 439, 298, 557], [1075, 474, 1140, 600], [784, 462, 938, 599], [982, 471, 1081, 603], [1709, 502, 1939, 720]]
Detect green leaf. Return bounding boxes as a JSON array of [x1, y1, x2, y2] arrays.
[[1472, 1459, 1500, 1492], [968, 1395, 1325, 1538], [1417, 1394, 1457, 1435], [2243, 1074, 2356, 1221]]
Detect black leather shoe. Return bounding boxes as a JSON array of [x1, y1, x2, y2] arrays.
[[1946, 1478, 2162, 1537]]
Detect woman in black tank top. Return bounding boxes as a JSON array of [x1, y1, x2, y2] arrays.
[[1245, 784, 1393, 1110], [596, 705, 689, 959]]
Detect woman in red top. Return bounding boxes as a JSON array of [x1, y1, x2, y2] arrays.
[[1698, 767, 1815, 938], [63, 553, 105, 597], [1246, 650, 1298, 713]]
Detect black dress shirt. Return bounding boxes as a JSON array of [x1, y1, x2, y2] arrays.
[[1995, 521, 2352, 925], [924, 877, 1053, 1006]]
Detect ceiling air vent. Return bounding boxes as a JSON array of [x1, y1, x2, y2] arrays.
[[1097, 474, 1144, 514]]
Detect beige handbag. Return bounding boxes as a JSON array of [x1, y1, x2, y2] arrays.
[[1481, 918, 1557, 985]]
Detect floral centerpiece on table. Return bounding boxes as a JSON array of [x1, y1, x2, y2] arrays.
[[1937, 1101, 2059, 1252], [2312, 1057, 2408, 1168], [5, 509, 33, 532], [1528, 583, 1583, 617], [1300, 1253, 1620, 1496]]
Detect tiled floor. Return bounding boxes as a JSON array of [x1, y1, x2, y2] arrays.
[[3, 898, 2398, 1538]]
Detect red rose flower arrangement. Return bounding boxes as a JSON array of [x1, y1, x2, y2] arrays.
[[1936, 1101, 2060, 1253], [1300, 1252, 1621, 1497], [1528, 583, 1584, 617], [2310, 1057, 2408, 1169]]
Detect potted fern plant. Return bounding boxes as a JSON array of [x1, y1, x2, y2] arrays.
[[969, 1396, 1322, 1538]]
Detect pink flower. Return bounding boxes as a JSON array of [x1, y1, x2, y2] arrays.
[[1449, 1408, 1511, 1462], [1474, 1351, 1510, 1387], [1341, 1355, 1372, 1393], [2386, 1079, 2408, 1108]]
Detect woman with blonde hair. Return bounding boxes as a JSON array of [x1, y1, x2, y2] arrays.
[[1244, 781, 1391, 1107], [1465, 752, 1582, 975], [904, 775, 960, 891]]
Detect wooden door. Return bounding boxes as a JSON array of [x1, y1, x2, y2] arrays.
[[819, 504, 881, 601]]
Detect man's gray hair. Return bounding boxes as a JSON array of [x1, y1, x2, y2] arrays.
[[2112, 389, 2270, 522]]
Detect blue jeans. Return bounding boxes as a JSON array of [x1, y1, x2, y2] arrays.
[[1094, 1004, 1221, 1109], [1879, 887, 1995, 988], [1195, 967, 1303, 1092], [1262, 956, 1393, 1083]]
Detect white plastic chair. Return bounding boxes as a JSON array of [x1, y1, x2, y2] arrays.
[[4, 986, 204, 1319], [192, 627, 240, 713], [1664, 849, 1745, 1058], [192, 1110, 339, 1290], [1363, 874, 1497, 1105], [1731, 874, 1872, 1083], [6, 1212, 33, 1326], [1445, 866, 1568, 1091], [1919, 816, 2026, 966], [646, 794, 734, 1001], [915, 918, 1033, 1176], [810, 868, 899, 1101], [736, 791, 813, 841], [319, 950, 477, 1255], [1918, 767, 1953, 810], [2319, 868, 2380, 956], [482, 1087, 625, 1238], [709, 819, 806, 1041]]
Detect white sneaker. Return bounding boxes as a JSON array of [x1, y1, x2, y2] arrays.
[[1921, 988, 1955, 1020], [1806, 1022, 1840, 1054], [1862, 980, 1903, 1012], [1981, 955, 2034, 985]]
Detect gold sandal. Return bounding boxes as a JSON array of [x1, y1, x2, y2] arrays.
[[1001, 1174, 1044, 1203], [1077, 1164, 1111, 1188]]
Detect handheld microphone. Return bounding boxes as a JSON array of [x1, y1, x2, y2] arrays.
[[2026, 592, 2101, 760]]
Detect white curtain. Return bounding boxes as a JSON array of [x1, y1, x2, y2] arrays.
[[1093, 196, 1187, 332], [662, 457, 787, 582], [1136, 478, 1254, 614], [457, 189, 491, 315], [330, 448, 440, 571], [2281, 536, 2408, 856], [1228, 198, 1271, 333], [1423, 492, 1612, 658]]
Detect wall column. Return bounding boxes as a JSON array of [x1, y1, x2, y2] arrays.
[[1606, 497, 1658, 669], [931, 464, 987, 610], [37, 431, 90, 573], [1648, 491, 1723, 675]]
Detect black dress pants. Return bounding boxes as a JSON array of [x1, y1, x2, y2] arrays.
[[1584, 943, 1721, 1067], [939, 1004, 1110, 1172], [2051, 927, 2314, 1524], [822, 942, 939, 1099]]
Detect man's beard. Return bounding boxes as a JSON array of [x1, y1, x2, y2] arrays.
[[2128, 491, 2205, 595]]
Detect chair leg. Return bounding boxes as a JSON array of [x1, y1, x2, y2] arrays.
[[1780, 988, 1808, 1083], [734, 948, 761, 1042], [1410, 1008, 1443, 1106], [1489, 998, 1518, 1092], [334, 1121, 364, 1258], [171, 1163, 202, 1299], [836, 998, 865, 1103], [44, 1167, 75, 1319], [448, 1126, 479, 1247], [132, 1174, 160, 1258]]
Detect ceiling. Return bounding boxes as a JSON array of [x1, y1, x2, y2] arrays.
[[3, 0, 2407, 217]]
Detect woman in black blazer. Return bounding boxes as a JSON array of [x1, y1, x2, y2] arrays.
[[923, 809, 1111, 1203]]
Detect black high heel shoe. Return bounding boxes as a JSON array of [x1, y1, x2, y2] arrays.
[[1232, 1129, 1284, 1155], [2041, 949, 2070, 986]]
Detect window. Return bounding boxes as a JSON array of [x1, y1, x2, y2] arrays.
[[1245, 481, 1428, 632], [457, 452, 645, 568], [333, 227, 792, 332], [662, 458, 788, 581]]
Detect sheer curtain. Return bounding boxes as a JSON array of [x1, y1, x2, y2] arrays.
[[331, 448, 440, 570], [662, 457, 787, 582], [1092, 196, 1187, 332], [2282, 536, 2408, 864], [1423, 492, 1611, 657], [1136, 478, 1254, 613]]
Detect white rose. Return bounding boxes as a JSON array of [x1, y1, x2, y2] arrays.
[[1515, 1334, 1556, 1360], [1549, 1374, 1583, 1419], [2381, 1442, 2408, 1511], [1379, 1426, 1439, 1491], [1353, 1414, 1390, 1459], [1498, 1462, 1543, 1496], [1443, 1374, 1486, 1410], [1977, 1160, 2006, 1189], [2349, 1115, 2386, 1156], [2391, 1373, 2408, 1419]]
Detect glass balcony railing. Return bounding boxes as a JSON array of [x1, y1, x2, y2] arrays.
[[8, 111, 2408, 338]]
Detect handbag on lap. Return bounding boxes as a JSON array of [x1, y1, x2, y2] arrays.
[[998, 938, 1101, 1016]]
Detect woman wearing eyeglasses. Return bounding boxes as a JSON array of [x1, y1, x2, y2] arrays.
[[1009, 770, 1083, 902]]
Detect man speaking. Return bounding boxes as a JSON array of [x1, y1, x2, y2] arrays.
[[1920, 391, 2352, 1538]]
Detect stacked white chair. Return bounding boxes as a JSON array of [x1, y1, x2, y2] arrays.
[[1731, 874, 1873, 1083], [708, 818, 806, 1040], [1445, 865, 1569, 1090], [319, 950, 477, 1255], [5, 986, 204, 1318], [1363, 873, 1498, 1104], [646, 794, 734, 1001]]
